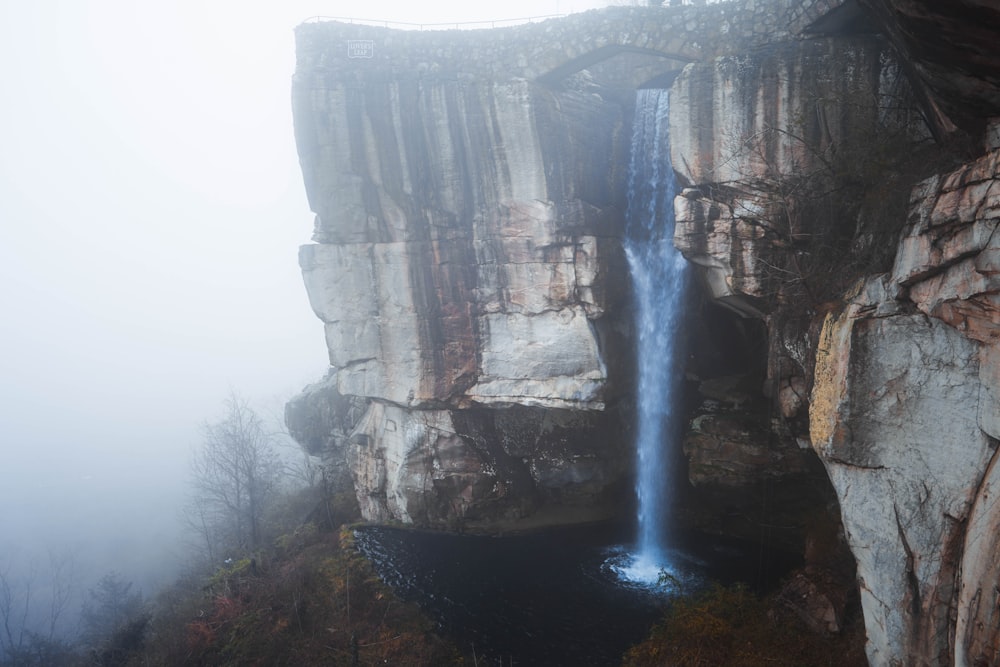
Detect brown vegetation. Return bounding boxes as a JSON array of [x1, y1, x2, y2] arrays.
[[134, 525, 464, 666], [622, 582, 867, 667]]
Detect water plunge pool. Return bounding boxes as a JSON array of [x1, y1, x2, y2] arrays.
[[354, 521, 799, 666]]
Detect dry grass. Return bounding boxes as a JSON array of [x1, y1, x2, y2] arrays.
[[134, 526, 465, 667], [622, 583, 867, 667]]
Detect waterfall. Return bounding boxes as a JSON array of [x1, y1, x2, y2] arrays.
[[622, 88, 690, 583]]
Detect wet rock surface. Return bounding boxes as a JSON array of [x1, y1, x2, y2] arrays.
[[290, 3, 1000, 663]]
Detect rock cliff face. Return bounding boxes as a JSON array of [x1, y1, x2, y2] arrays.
[[295, 78, 625, 411], [288, 21, 635, 527], [286, 1, 848, 534], [858, 0, 1000, 139], [807, 148, 1000, 667], [289, 2, 1000, 663], [667, 4, 1000, 664]]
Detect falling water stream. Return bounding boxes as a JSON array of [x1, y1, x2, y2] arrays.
[[616, 88, 691, 584]]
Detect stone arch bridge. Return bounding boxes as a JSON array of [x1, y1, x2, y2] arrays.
[[295, 0, 847, 89]]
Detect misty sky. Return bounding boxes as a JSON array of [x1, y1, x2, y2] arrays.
[[0, 0, 610, 591]]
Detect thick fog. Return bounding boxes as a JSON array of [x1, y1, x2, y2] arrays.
[[0, 0, 611, 643]]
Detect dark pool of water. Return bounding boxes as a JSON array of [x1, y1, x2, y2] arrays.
[[354, 522, 799, 666]]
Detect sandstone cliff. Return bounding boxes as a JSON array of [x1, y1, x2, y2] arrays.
[[667, 3, 1000, 664], [288, 2, 1000, 664], [287, 18, 640, 527], [286, 0, 846, 531]]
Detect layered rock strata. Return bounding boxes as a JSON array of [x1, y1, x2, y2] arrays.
[[289, 21, 634, 526], [287, 0, 856, 534], [810, 146, 1000, 666], [668, 34, 916, 543], [669, 20, 1000, 664], [290, 4, 1000, 663]]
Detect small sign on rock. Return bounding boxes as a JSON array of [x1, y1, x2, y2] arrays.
[[347, 40, 374, 59]]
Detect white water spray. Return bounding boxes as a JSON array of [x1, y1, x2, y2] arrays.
[[619, 88, 690, 585]]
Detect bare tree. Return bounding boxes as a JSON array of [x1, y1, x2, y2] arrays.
[[181, 497, 221, 568], [0, 548, 80, 665], [0, 558, 33, 660], [187, 392, 283, 560]]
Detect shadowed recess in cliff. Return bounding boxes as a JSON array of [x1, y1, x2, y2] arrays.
[[614, 88, 691, 585]]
